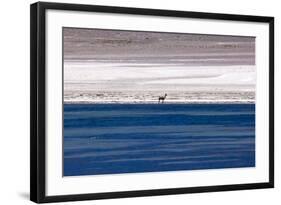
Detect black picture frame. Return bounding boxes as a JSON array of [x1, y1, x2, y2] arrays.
[[30, 1, 274, 203]]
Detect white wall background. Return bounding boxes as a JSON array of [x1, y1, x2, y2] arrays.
[[0, 0, 278, 204]]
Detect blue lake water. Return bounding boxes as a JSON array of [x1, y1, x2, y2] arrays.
[[63, 104, 255, 176]]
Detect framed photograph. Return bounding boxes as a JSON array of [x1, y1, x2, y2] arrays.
[[30, 2, 274, 203]]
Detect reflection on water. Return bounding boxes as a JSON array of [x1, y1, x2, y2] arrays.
[[63, 104, 255, 176]]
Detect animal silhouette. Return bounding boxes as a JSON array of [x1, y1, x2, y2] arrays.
[[158, 93, 167, 103]]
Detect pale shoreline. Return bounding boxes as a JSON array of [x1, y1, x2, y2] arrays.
[[64, 100, 255, 104], [63, 28, 256, 106]]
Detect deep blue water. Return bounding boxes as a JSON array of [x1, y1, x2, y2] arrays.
[[63, 104, 255, 176]]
